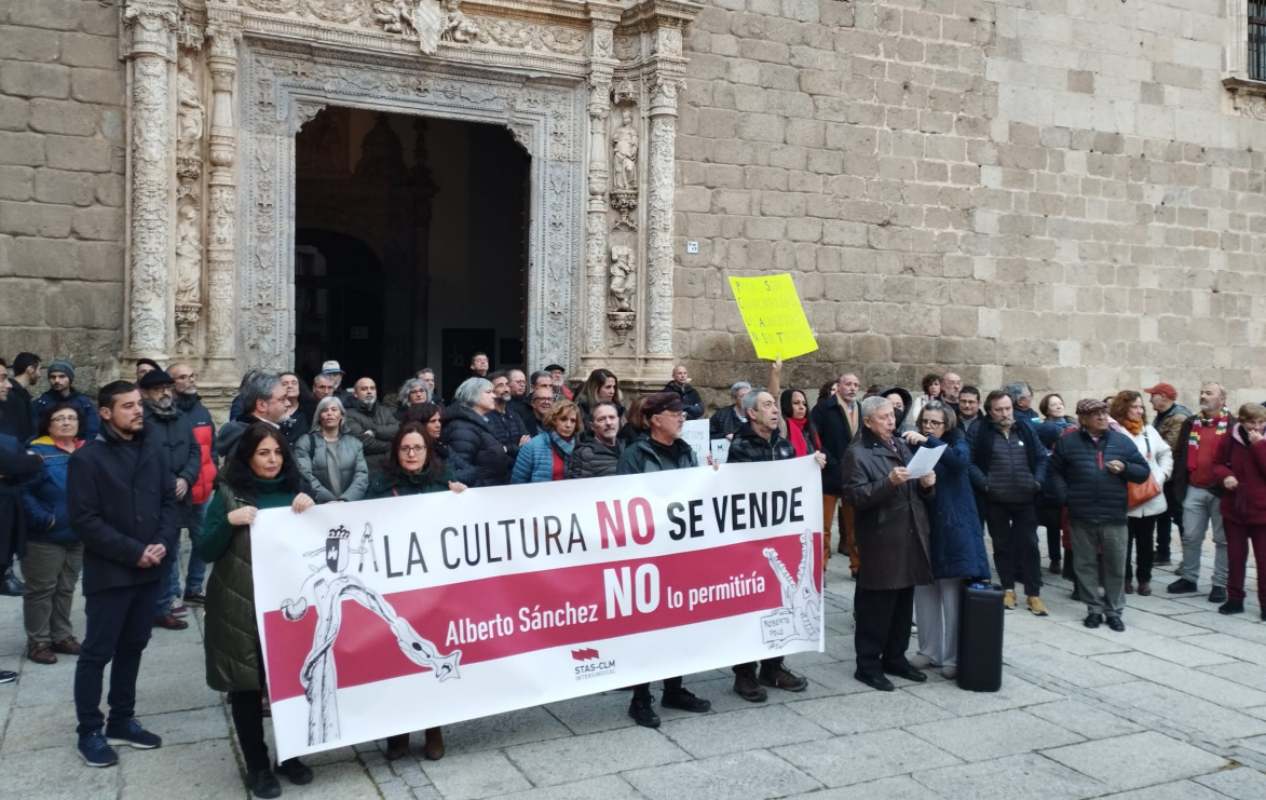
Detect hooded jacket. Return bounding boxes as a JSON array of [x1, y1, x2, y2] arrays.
[[1212, 425, 1266, 525], [21, 437, 84, 546], [32, 389, 98, 441]]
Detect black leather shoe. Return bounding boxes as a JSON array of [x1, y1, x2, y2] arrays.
[[854, 671, 895, 692], [1106, 617, 1125, 632], [1208, 586, 1228, 604], [883, 664, 928, 683], [247, 768, 281, 799], [732, 670, 767, 703], [277, 757, 313, 785], [661, 688, 711, 713], [1083, 613, 1103, 629], [628, 696, 660, 728], [1219, 600, 1245, 615]]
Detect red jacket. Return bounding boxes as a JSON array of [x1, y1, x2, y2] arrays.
[[1212, 426, 1266, 525]]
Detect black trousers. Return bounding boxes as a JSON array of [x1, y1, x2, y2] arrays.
[[229, 642, 271, 772], [633, 677, 683, 701], [1038, 504, 1062, 564], [853, 586, 914, 678], [74, 581, 160, 736], [1126, 514, 1161, 584], [1155, 481, 1182, 559], [986, 501, 1042, 596]]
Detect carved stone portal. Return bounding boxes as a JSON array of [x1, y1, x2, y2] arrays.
[[121, 0, 700, 387]]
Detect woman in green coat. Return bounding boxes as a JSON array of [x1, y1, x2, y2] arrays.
[[196, 423, 316, 799], [369, 422, 465, 761]]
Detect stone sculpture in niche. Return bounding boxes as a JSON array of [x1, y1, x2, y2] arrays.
[[177, 52, 204, 163], [611, 108, 638, 192], [609, 244, 636, 313]]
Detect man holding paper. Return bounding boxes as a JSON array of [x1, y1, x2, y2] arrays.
[[842, 396, 935, 692]]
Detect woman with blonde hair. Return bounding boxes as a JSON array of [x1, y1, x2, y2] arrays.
[[512, 399, 581, 483]]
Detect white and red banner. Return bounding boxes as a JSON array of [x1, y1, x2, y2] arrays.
[[251, 456, 824, 760]]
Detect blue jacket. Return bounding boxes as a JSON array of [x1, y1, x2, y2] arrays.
[[920, 433, 990, 580], [1049, 427, 1151, 523], [512, 431, 576, 484], [31, 389, 99, 441], [21, 438, 80, 546]]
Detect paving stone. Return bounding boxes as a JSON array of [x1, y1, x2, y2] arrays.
[[782, 775, 932, 800], [421, 749, 532, 800], [1003, 620, 1126, 656], [1042, 731, 1228, 790], [1200, 662, 1266, 693], [1004, 641, 1135, 688], [444, 706, 572, 754], [1092, 779, 1228, 800], [279, 759, 382, 799], [1095, 682, 1266, 742], [787, 687, 952, 735], [484, 775, 643, 800], [543, 689, 636, 736], [1075, 624, 1234, 667], [907, 708, 1084, 762], [774, 729, 961, 787], [903, 674, 1064, 716], [1023, 699, 1143, 740], [1093, 651, 1266, 708], [912, 752, 1106, 800], [623, 748, 822, 800], [505, 725, 690, 786], [1170, 613, 1266, 646], [1185, 633, 1266, 663], [0, 744, 120, 798], [118, 739, 241, 798], [1193, 766, 1266, 799], [659, 703, 832, 757], [1, 695, 78, 752]]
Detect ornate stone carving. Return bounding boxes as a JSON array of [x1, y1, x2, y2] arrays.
[[609, 189, 637, 232], [609, 244, 635, 313], [124, 2, 180, 359], [204, 25, 240, 363], [477, 18, 585, 55], [177, 52, 205, 166], [610, 107, 638, 192], [175, 49, 204, 355], [371, 0, 479, 55], [611, 77, 637, 106]]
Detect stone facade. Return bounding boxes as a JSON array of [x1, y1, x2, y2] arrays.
[[677, 0, 1266, 406], [1, 0, 1264, 409], [0, 0, 127, 391]]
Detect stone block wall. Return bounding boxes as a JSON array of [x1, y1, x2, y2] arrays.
[[677, 0, 1266, 409], [0, 0, 126, 390]]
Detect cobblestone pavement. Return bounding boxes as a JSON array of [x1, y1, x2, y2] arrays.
[[2, 535, 1265, 800]]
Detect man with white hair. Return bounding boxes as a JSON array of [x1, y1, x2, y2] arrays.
[[842, 396, 936, 691], [1169, 382, 1232, 602], [709, 381, 751, 441]]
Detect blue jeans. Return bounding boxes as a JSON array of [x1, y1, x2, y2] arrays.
[[155, 501, 209, 614]]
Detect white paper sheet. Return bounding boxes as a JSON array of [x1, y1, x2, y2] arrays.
[[905, 443, 946, 479]]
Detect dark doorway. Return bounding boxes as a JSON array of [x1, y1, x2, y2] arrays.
[[293, 108, 530, 397]]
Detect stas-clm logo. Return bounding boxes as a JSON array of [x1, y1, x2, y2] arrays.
[[571, 647, 616, 680]]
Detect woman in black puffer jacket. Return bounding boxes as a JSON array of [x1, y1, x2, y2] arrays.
[[440, 378, 511, 487]]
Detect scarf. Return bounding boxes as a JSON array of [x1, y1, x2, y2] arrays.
[[1121, 418, 1143, 436], [787, 416, 812, 457], [1187, 407, 1230, 473]]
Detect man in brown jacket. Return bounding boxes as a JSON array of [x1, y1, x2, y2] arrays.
[[842, 396, 936, 692]]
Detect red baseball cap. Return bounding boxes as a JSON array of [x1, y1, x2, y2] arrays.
[[1143, 383, 1177, 401]]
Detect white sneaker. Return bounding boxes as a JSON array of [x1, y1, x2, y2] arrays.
[[942, 665, 957, 679], [909, 654, 935, 669]]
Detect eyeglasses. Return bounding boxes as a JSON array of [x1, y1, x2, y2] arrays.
[[50, 415, 78, 424], [922, 419, 945, 428], [399, 445, 426, 454], [532, 396, 553, 404]]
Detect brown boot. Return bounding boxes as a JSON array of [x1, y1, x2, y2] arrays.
[[423, 727, 444, 761], [27, 641, 57, 665], [384, 733, 410, 761], [52, 637, 82, 655]]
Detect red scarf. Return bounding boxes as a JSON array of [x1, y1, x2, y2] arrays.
[[787, 416, 817, 457], [1187, 409, 1230, 474]]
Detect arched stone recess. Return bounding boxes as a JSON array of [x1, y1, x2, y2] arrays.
[[239, 42, 585, 372]]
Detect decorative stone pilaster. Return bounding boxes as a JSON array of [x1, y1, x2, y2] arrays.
[[644, 70, 681, 358], [174, 46, 205, 355], [204, 21, 241, 374], [123, 1, 179, 361], [584, 11, 619, 358]]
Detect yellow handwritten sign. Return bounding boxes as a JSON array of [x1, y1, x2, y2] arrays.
[[728, 273, 819, 361]]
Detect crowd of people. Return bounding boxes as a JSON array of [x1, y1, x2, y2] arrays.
[[1, 349, 1264, 797]]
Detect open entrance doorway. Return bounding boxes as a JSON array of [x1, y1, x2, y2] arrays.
[[293, 107, 530, 399]]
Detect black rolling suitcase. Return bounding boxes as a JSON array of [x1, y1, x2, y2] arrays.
[[957, 581, 1004, 692]]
